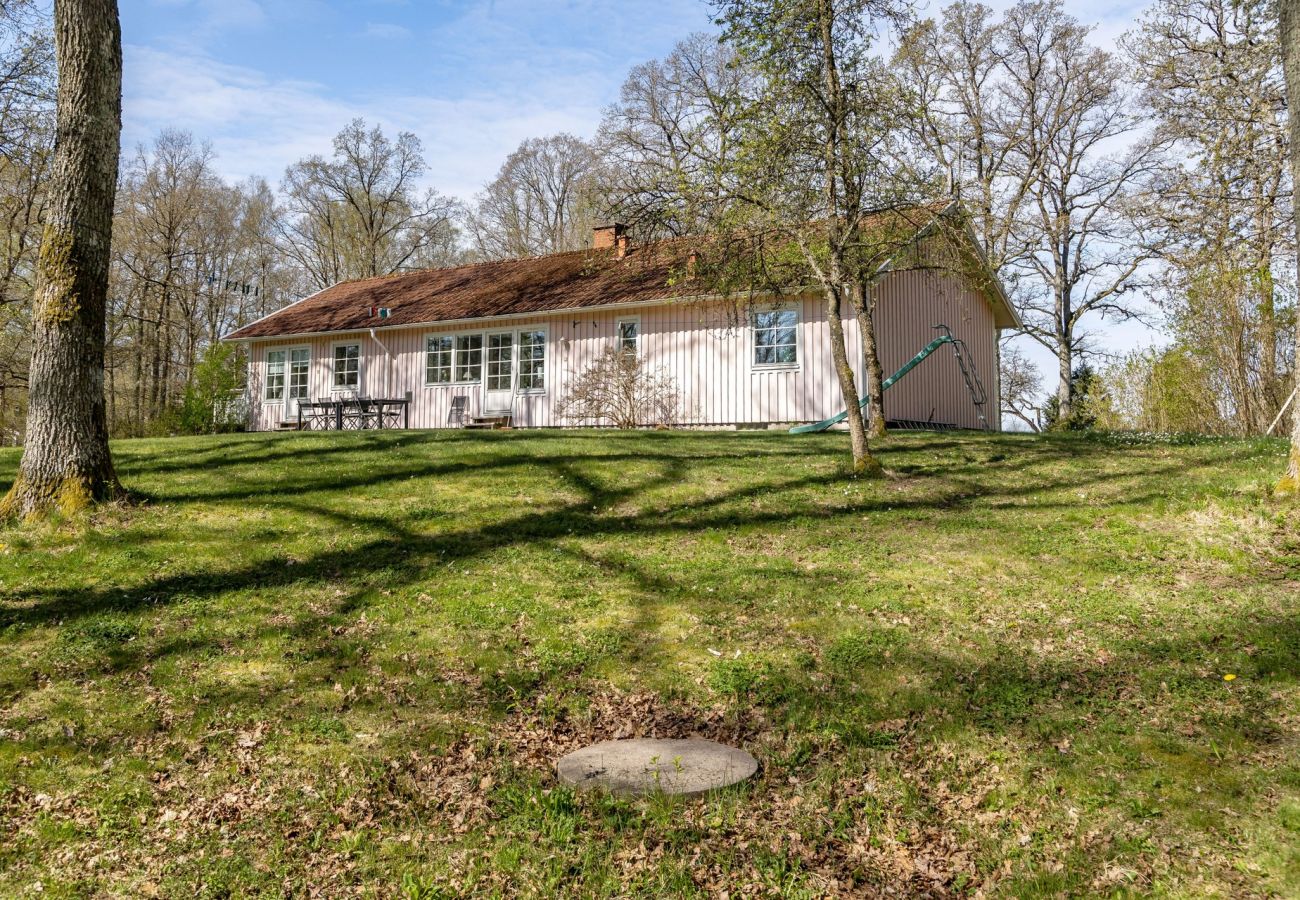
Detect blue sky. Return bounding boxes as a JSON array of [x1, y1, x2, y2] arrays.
[[120, 0, 717, 200], [119, 0, 1159, 394]]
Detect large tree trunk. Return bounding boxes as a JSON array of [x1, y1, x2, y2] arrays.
[[0, 0, 123, 519], [1280, 0, 1300, 494]]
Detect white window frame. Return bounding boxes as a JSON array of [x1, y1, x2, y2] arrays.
[[751, 304, 801, 371], [516, 327, 548, 393], [331, 341, 362, 392], [286, 345, 311, 402], [424, 333, 455, 386], [453, 332, 485, 385], [615, 317, 640, 355], [264, 348, 288, 402]]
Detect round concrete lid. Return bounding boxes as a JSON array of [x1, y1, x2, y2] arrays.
[[556, 738, 758, 797]]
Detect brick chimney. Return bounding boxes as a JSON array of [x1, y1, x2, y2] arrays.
[[593, 222, 627, 254]]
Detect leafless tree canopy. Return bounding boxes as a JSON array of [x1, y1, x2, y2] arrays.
[[0, 0, 52, 443], [900, 0, 1164, 426], [109, 130, 297, 435], [467, 133, 601, 259], [278, 119, 459, 290], [999, 343, 1043, 432], [597, 33, 748, 240], [1127, 0, 1293, 436], [1279, 0, 1300, 492]]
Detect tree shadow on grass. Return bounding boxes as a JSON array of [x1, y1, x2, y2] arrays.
[[2, 432, 1256, 636]]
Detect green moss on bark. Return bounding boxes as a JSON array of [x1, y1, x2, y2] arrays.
[[851, 453, 886, 479], [34, 226, 80, 326], [1277, 448, 1300, 498], [0, 471, 122, 522]]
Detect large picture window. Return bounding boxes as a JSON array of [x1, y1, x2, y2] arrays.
[[333, 343, 360, 390], [265, 349, 286, 400], [426, 335, 453, 384], [753, 308, 798, 367], [518, 330, 546, 390], [455, 334, 483, 383]]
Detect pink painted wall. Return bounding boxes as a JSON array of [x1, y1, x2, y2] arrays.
[[244, 268, 1000, 431]]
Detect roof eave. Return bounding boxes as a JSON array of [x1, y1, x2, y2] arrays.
[[215, 286, 823, 343]]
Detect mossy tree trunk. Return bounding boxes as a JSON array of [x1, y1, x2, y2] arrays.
[[1281, 0, 1300, 496], [0, 0, 123, 519]]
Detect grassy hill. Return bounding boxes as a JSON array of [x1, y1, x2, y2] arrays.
[[0, 429, 1296, 897]]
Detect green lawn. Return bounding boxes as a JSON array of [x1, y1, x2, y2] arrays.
[[0, 429, 1297, 897]]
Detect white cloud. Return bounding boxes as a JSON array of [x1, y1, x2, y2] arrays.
[[362, 22, 413, 40], [122, 44, 598, 200], [123, 0, 714, 201]]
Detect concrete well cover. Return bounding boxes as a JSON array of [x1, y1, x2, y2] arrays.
[[556, 738, 758, 797]]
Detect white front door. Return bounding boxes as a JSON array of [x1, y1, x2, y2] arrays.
[[286, 347, 310, 422], [484, 332, 515, 414]]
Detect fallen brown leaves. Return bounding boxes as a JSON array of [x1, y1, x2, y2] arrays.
[[2, 677, 1264, 898]]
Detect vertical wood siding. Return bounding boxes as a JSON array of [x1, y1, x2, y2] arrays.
[[244, 268, 999, 431], [872, 268, 997, 430]]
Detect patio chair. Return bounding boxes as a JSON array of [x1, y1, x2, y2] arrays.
[[447, 395, 468, 428], [315, 397, 340, 430], [343, 396, 378, 430], [304, 402, 333, 431], [379, 398, 406, 429]]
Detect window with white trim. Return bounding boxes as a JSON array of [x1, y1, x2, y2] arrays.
[[426, 335, 453, 384], [265, 349, 286, 400], [752, 308, 798, 367], [333, 343, 360, 389], [616, 319, 639, 354], [455, 334, 483, 382], [288, 348, 310, 400], [486, 333, 513, 390], [518, 329, 546, 390]]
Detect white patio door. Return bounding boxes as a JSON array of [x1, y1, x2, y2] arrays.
[[483, 332, 515, 414], [285, 347, 310, 421]]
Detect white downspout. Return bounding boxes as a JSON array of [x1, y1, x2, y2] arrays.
[[369, 328, 393, 398]]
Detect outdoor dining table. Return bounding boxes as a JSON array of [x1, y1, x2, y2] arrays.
[[296, 396, 410, 431]]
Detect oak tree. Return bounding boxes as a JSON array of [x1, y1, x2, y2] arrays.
[[1, 0, 123, 518]]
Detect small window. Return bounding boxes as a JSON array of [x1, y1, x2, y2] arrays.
[[753, 308, 798, 367], [333, 343, 360, 389], [265, 349, 286, 400], [455, 334, 483, 382], [518, 330, 546, 390], [426, 335, 453, 384], [617, 319, 639, 354]]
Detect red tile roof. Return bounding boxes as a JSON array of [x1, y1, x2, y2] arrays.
[[224, 242, 697, 341], [223, 205, 980, 341]]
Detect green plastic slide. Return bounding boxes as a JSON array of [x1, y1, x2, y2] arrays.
[[788, 335, 955, 434]]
